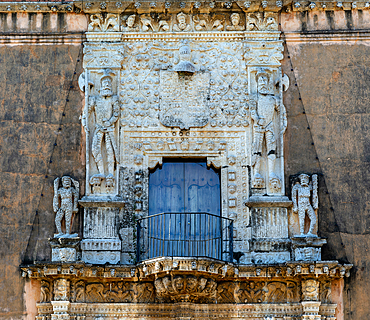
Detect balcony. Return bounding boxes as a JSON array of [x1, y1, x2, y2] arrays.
[[136, 212, 233, 263]]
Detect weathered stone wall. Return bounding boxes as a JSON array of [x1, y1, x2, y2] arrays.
[[0, 13, 86, 319], [282, 10, 370, 320], [0, 8, 369, 320]]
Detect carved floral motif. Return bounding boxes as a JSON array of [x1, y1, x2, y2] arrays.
[[88, 14, 119, 32]]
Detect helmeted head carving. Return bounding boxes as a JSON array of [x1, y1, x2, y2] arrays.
[[256, 71, 270, 95], [100, 75, 113, 97]]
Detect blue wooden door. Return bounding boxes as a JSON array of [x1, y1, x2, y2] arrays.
[[148, 160, 221, 258]]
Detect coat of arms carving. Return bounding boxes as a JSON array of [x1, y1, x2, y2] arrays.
[[159, 71, 210, 129]]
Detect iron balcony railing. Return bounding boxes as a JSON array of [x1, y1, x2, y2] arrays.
[[136, 212, 233, 263]]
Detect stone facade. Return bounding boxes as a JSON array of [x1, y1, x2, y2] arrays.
[[2, 0, 370, 319]]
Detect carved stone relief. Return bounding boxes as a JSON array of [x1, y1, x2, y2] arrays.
[[53, 176, 79, 238], [154, 275, 217, 303], [292, 174, 318, 236]]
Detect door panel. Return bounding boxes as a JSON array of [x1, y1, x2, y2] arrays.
[[148, 160, 221, 259]]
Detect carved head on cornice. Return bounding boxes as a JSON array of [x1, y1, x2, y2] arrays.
[[230, 13, 240, 26], [127, 15, 136, 28]]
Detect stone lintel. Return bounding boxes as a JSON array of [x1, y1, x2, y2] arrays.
[[245, 195, 293, 207], [20, 259, 352, 280], [79, 196, 126, 207]]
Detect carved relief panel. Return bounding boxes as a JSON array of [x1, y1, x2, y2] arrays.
[[80, 9, 288, 264]]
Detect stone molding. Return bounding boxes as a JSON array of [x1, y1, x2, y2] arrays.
[[1, 1, 370, 13]]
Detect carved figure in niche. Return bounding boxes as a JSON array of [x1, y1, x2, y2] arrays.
[[74, 281, 85, 302], [292, 174, 318, 236], [251, 71, 286, 190], [174, 44, 197, 73], [320, 281, 331, 303], [54, 279, 69, 301], [264, 282, 286, 302], [86, 283, 106, 302], [40, 280, 51, 303], [124, 15, 138, 31], [87, 72, 119, 189], [212, 19, 224, 30], [302, 279, 319, 301], [173, 12, 191, 32], [226, 13, 244, 31], [133, 283, 155, 303], [217, 282, 235, 303], [53, 176, 79, 238], [109, 282, 133, 302], [235, 281, 265, 303], [88, 14, 120, 32]]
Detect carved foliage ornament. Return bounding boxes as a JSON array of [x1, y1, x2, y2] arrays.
[[88, 12, 267, 33]]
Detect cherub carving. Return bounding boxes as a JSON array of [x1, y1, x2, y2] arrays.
[[173, 12, 192, 32], [226, 13, 244, 31], [292, 174, 318, 236], [124, 15, 138, 31], [53, 176, 79, 238]]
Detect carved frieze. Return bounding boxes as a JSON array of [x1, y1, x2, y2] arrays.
[[155, 275, 217, 303]]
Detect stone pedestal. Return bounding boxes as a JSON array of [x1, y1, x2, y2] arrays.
[[79, 197, 125, 264], [301, 301, 321, 320], [51, 301, 70, 320], [292, 237, 327, 261], [49, 237, 80, 262], [245, 196, 292, 264]]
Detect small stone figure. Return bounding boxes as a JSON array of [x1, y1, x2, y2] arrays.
[[53, 176, 79, 238], [292, 174, 318, 236], [226, 13, 244, 31], [173, 12, 191, 32]]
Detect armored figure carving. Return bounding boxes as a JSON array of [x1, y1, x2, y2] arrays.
[[53, 176, 79, 238], [251, 71, 286, 190], [86, 73, 119, 189], [173, 12, 191, 32], [292, 174, 318, 236]]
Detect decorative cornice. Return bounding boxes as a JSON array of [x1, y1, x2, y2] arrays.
[[0, 32, 85, 44], [20, 258, 352, 280], [1, 1, 370, 14], [283, 30, 370, 42]]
